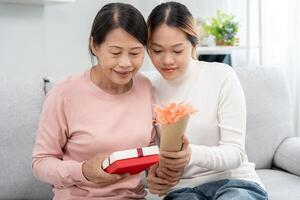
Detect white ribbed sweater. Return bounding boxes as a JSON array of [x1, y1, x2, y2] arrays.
[[151, 59, 263, 191]]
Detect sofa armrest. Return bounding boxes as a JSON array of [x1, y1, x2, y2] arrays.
[[274, 137, 300, 176]]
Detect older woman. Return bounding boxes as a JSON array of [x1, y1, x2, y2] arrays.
[[32, 3, 155, 200]]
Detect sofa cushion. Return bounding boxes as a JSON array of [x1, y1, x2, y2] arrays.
[[0, 74, 53, 199], [274, 137, 300, 176], [257, 169, 300, 200], [235, 67, 293, 169]]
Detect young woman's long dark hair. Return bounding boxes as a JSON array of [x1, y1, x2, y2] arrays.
[[147, 1, 199, 58]]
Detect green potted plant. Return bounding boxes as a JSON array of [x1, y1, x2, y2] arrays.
[[203, 10, 239, 46]]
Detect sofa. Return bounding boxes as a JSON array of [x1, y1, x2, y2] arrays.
[[1, 66, 300, 200]]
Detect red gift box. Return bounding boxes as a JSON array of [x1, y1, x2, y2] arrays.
[[102, 146, 159, 175]]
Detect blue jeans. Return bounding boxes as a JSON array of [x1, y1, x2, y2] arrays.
[[164, 179, 268, 200]]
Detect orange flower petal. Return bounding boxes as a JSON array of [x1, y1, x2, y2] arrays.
[[154, 102, 197, 125]]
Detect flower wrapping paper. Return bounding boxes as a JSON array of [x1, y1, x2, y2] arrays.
[[154, 103, 197, 151]]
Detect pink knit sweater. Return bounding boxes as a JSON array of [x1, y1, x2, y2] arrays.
[[32, 69, 155, 200]]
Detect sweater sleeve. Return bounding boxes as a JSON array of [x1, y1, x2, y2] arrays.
[[32, 87, 88, 188], [149, 85, 158, 146], [188, 70, 247, 171]]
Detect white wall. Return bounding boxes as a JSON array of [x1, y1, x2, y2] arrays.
[[0, 0, 255, 79], [0, 0, 161, 79], [172, 0, 260, 67]]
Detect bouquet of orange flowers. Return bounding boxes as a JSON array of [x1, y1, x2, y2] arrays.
[[154, 103, 197, 151]]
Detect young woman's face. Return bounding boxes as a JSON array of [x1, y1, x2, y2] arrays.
[[91, 28, 145, 86], [148, 24, 193, 80]]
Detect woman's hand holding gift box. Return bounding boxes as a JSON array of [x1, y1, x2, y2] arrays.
[[82, 154, 130, 187]]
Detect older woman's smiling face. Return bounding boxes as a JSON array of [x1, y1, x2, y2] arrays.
[[91, 27, 145, 87]]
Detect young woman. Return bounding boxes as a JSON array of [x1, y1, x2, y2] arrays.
[[32, 3, 155, 200], [146, 2, 268, 200]]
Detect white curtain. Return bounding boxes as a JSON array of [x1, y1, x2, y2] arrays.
[[261, 0, 300, 136]]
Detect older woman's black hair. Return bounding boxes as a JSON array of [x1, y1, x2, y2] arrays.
[[89, 3, 148, 56]]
